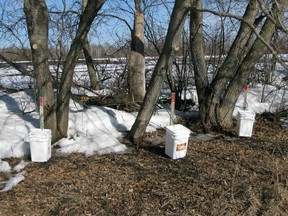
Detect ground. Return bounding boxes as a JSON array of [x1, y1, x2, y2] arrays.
[[0, 113, 287, 216]]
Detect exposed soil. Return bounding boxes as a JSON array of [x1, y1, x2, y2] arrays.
[[0, 113, 287, 216]]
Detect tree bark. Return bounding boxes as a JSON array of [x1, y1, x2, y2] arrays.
[[83, 38, 100, 90], [204, 0, 259, 130], [126, 0, 191, 144], [190, 0, 208, 129], [57, 0, 106, 139], [204, 0, 261, 130], [191, 0, 260, 131], [191, 0, 288, 131], [219, 0, 288, 128], [128, 0, 145, 102], [221, 0, 288, 124], [82, 0, 100, 90], [24, 0, 58, 142]]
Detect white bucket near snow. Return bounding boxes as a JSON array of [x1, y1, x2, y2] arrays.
[[165, 124, 190, 159], [237, 110, 255, 137], [29, 129, 51, 162]]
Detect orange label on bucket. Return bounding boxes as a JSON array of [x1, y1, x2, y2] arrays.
[[176, 143, 187, 151]]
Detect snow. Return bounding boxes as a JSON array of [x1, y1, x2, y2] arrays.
[[13, 160, 29, 172], [0, 89, 173, 191], [0, 64, 287, 192], [0, 171, 25, 193], [234, 83, 288, 115], [0, 160, 12, 173], [0, 160, 28, 192]]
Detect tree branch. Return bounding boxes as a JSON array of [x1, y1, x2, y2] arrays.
[[196, 6, 288, 71], [0, 53, 32, 77]]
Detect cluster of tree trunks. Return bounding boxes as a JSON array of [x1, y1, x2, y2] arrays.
[[23, 0, 288, 144], [24, 0, 106, 142], [127, 0, 288, 143]]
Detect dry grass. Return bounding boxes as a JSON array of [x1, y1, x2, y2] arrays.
[[0, 113, 287, 216]]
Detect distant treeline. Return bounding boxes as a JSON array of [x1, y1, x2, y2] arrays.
[[0, 42, 161, 62]]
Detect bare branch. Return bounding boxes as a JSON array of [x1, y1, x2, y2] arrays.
[[0, 53, 32, 77], [99, 14, 133, 32], [195, 6, 288, 71], [256, 0, 288, 34]]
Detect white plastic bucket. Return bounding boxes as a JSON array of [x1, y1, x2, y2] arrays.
[[29, 129, 51, 162], [165, 124, 190, 159], [237, 110, 255, 137]]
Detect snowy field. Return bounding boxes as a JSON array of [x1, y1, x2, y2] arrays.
[[0, 62, 287, 192]]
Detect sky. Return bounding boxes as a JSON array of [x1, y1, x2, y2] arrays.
[[0, 61, 287, 192], [0, 0, 173, 48], [0, 0, 247, 48]]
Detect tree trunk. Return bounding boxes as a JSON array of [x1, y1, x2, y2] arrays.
[[203, 0, 260, 130], [167, 15, 187, 110], [128, 0, 145, 102], [218, 0, 288, 130], [83, 38, 100, 90], [57, 0, 106, 139], [190, 0, 209, 129], [221, 0, 288, 123], [191, 0, 288, 132], [82, 0, 100, 90], [126, 0, 191, 144], [24, 0, 58, 143], [191, 0, 260, 131]]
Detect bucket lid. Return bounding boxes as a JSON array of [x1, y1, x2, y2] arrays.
[[237, 110, 255, 118], [29, 128, 52, 136], [166, 124, 190, 135]]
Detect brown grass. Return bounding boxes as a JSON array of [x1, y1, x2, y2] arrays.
[[0, 114, 287, 216]]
